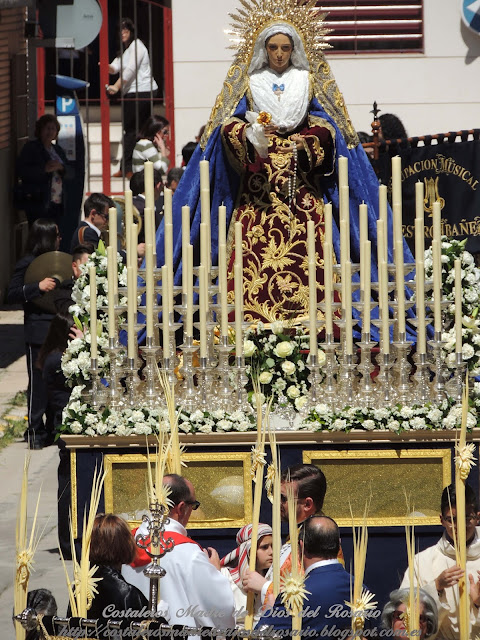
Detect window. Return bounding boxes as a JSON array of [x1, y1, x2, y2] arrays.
[[316, 1, 424, 54]]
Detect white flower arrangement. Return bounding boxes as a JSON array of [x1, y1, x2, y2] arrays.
[[61, 241, 127, 386]]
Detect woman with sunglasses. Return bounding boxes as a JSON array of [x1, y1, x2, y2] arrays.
[[381, 588, 438, 639]]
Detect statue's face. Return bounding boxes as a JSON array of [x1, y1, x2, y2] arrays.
[[266, 33, 293, 74]]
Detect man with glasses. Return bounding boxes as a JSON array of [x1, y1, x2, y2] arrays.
[[400, 483, 480, 638], [70, 192, 114, 252], [243, 463, 328, 604], [122, 473, 235, 633]]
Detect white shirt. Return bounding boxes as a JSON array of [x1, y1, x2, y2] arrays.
[[110, 39, 158, 94], [400, 527, 480, 639], [122, 518, 235, 633]]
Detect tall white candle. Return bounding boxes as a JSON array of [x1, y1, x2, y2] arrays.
[[234, 263, 243, 358], [379, 260, 390, 355], [395, 239, 406, 335], [455, 259, 462, 353], [338, 156, 348, 188], [377, 219, 385, 267], [324, 202, 333, 247], [344, 261, 353, 356], [89, 266, 97, 359], [432, 201, 441, 245], [164, 187, 172, 226], [127, 266, 135, 359], [235, 222, 243, 266], [145, 243, 154, 339], [162, 265, 170, 360], [125, 189, 133, 268], [323, 241, 334, 336], [219, 204, 227, 246], [392, 202, 403, 253], [165, 221, 174, 311], [186, 244, 194, 337], [182, 205, 190, 296], [340, 218, 348, 309], [108, 206, 117, 249], [432, 239, 442, 333], [107, 246, 116, 339], [392, 156, 402, 206], [359, 202, 368, 293], [416, 259, 426, 355], [144, 161, 154, 212], [379, 184, 388, 263], [414, 217, 425, 264], [219, 243, 229, 337], [415, 181, 424, 223], [363, 241, 371, 336], [340, 185, 350, 262], [199, 264, 207, 359], [144, 206, 154, 248]]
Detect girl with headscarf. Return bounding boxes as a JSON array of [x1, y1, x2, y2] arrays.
[[220, 523, 273, 627]]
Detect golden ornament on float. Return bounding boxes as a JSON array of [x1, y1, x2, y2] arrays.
[[257, 111, 272, 125]]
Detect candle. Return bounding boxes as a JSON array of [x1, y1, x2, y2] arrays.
[[107, 246, 116, 339], [219, 204, 227, 246], [432, 201, 441, 244], [379, 184, 388, 262], [145, 243, 154, 339], [391, 156, 402, 206], [235, 222, 243, 266], [455, 259, 462, 354], [182, 205, 190, 296], [200, 222, 208, 270], [125, 189, 133, 268], [359, 203, 368, 293], [164, 187, 172, 226], [162, 265, 170, 360], [165, 221, 174, 311], [199, 160, 211, 274], [415, 181, 424, 222], [130, 222, 138, 284], [416, 260, 426, 355], [108, 206, 117, 249], [186, 244, 194, 337], [89, 266, 97, 359], [377, 219, 385, 267], [363, 241, 371, 336], [340, 185, 350, 262], [379, 260, 390, 355], [127, 266, 135, 359], [432, 239, 442, 333], [307, 221, 317, 357], [234, 263, 243, 358], [323, 241, 334, 336], [199, 159, 209, 189], [392, 202, 403, 253], [198, 265, 207, 359], [219, 243, 229, 337], [338, 156, 348, 188], [340, 219, 348, 308], [395, 239, 406, 335], [144, 206, 154, 248], [324, 202, 332, 247], [414, 217, 425, 264], [344, 261, 353, 356], [144, 161, 154, 212]]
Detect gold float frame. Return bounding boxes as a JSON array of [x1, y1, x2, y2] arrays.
[[303, 448, 451, 527], [102, 451, 253, 530]]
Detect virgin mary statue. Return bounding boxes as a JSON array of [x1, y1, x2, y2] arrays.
[[156, 0, 407, 326]]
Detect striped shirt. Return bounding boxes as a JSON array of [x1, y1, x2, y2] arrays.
[[132, 138, 168, 174]]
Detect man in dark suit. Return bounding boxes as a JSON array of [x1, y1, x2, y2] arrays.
[[256, 516, 355, 638], [70, 193, 114, 252]]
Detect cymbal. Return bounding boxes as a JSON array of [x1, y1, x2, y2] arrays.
[[24, 251, 72, 285], [25, 251, 73, 314]]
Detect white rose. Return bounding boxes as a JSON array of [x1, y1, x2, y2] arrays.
[[70, 420, 83, 434], [274, 341, 294, 358], [286, 385, 300, 399], [363, 419, 376, 431], [281, 361, 296, 375], [251, 392, 266, 406], [271, 321, 284, 335], [244, 340, 257, 357], [258, 371, 273, 384], [295, 396, 308, 410]]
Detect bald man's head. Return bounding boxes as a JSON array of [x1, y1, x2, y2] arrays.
[[301, 515, 340, 560]]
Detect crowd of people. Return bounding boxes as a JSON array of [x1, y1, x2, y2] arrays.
[[22, 465, 480, 640]]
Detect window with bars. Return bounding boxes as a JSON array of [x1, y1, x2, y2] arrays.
[[316, 1, 424, 54]]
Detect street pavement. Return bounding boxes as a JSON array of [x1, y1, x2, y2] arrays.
[[0, 307, 71, 637]]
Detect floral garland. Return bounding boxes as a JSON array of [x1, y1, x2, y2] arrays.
[[60, 238, 480, 437], [243, 321, 323, 411], [424, 237, 480, 375], [61, 241, 127, 386]]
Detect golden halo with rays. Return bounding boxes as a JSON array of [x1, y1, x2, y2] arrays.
[[226, 0, 332, 65]]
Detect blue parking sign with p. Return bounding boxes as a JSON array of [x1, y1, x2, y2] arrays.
[[56, 96, 78, 115]]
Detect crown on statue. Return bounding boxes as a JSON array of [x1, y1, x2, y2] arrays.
[[226, 0, 332, 64]]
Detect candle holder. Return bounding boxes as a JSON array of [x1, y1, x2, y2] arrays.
[[135, 501, 175, 612], [234, 356, 250, 412], [320, 335, 338, 407], [214, 335, 235, 411], [125, 356, 141, 407], [391, 334, 413, 406], [305, 353, 324, 409], [375, 353, 395, 406], [429, 331, 448, 403], [140, 337, 162, 407], [445, 352, 466, 404], [82, 358, 107, 409], [195, 356, 214, 411], [104, 338, 126, 409], [355, 334, 377, 408], [178, 335, 199, 413], [337, 353, 357, 406], [412, 351, 431, 406]]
